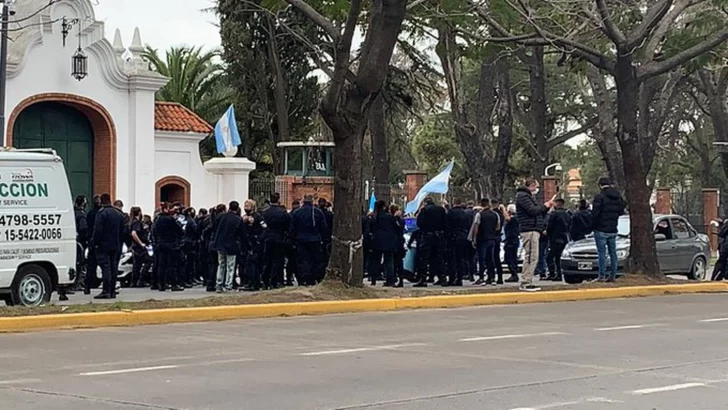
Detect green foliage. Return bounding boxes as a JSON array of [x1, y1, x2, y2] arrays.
[[142, 46, 232, 124], [216, 0, 320, 171], [411, 113, 467, 185]]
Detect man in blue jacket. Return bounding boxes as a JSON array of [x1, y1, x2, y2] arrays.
[[290, 196, 327, 286]]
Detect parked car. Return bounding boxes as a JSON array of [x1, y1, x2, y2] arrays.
[[560, 214, 710, 284]]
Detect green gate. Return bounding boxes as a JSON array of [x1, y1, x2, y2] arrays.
[[13, 102, 94, 201]]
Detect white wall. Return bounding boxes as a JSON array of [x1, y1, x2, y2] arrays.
[[155, 132, 219, 211]]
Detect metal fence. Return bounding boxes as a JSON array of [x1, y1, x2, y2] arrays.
[[249, 178, 288, 207]]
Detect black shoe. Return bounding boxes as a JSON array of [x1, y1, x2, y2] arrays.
[[65, 290, 75, 295], [505, 276, 519, 283], [496, 280, 504, 285], [449, 281, 463, 287], [468, 275, 475, 282], [83, 289, 91, 295], [395, 281, 404, 288], [171, 286, 185, 292], [93, 293, 112, 299], [151, 284, 159, 290], [474, 278, 486, 286], [58, 294, 69, 301], [159, 287, 167, 292], [427, 277, 435, 284]]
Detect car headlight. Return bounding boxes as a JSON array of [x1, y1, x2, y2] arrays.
[[616, 249, 628, 260], [561, 249, 572, 260]]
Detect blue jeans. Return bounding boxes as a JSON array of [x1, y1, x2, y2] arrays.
[[594, 231, 618, 280]]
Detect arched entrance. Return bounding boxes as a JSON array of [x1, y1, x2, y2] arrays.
[[156, 176, 191, 206], [7, 93, 117, 199], [12, 102, 94, 200]]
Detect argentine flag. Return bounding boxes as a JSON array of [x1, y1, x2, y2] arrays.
[[405, 160, 454, 215], [215, 105, 242, 154]]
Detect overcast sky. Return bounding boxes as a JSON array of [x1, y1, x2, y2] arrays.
[[93, 0, 221, 52]]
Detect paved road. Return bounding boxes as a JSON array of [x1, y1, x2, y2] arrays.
[[1, 294, 728, 409]]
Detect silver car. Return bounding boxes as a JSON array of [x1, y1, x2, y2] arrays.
[[560, 214, 710, 284]]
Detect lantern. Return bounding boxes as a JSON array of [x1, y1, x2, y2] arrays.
[[71, 47, 87, 81]]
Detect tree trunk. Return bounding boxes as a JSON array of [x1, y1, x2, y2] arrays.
[[615, 55, 661, 277], [266, 15, 290, 174], [369, 95, 390, 203], [528, 46, 549, 180], [490, 59, 514, 200], [585, 65, 625, 190], [318, 0, 407, 286]]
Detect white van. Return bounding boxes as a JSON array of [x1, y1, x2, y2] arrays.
[[0, 148, 77, 306]]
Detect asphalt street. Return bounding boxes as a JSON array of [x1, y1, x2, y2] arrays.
[[1, 294, 728, 409]]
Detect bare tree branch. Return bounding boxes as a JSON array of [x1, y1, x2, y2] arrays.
[[627, 0, 673, 48], [642, 0, 706, 63], [285, 0, 340, 40], [547, 117, 598, 149], [638, 26, 728, 79], [596, 0, 627, 44]]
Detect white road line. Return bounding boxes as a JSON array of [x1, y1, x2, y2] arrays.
[[509, 397, 623, 409], [0, 378, 41, 385], [460, 332, 568, 342], [632, 383, 707, 395], [594, 324, 658, 331], [700, 317, 728, 323], [79, 365, 179, 376], [299, 343, 427, 356]]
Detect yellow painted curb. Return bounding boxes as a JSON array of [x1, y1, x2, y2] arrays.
[[0, 283, 725, 333]]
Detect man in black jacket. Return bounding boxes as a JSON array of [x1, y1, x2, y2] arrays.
[[471, 198, 501, 285], [318, 198, 334, 269], [516, 178, 554, 292], [446, 198, 471, 286], [92, 194, 126, 299], [570, 199, 593, 241], [290, 196, 327, 286], [262, 193, 291, 289], [415, 197, 448, 287], [546, 198, 571, 281], [212, 201, 245, 292], [154, 204, 185, 292], [592, 177, 626, 282], [74, 195, 88, 292], [84, 195, 101, 294]]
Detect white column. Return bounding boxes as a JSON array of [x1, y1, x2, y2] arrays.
[[204, 157, 256, 204], [127, 89, 156, 212]]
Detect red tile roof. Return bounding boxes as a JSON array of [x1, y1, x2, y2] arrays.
[[154, 101, 214, 134]]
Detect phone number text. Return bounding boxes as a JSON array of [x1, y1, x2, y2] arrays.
[[0, 214, 62, 227], [2, 228, 63, 242]]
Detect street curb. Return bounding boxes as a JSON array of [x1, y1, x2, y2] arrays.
[[0, 283, 726, 333]]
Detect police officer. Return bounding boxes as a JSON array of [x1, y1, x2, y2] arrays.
[[84, 195, 102, 295], [491, 199, 507, 284], [153, 204, 185, 292], [471, 198, 501, 285], [464, 200, 477, 282], [285, 201, 302, 286], [415, 197, 448, 287], [262, 193, 291, 289], [182, 207, 199, 287], [290, 195, 327, 286], [446, 198, 470, 286], [73, 195, 88, 293], [317, 198, 334, 273], [92, 194, 126, 299], [241, 200, 265, 291]]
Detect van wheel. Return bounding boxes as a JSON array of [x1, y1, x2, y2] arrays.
[[12, 265, 52, 307], [688, 257, 707, 281]]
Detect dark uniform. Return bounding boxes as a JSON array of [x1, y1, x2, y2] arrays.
[[546, 207, 571, 280], [240, 211, 265, 291], [74, 206, 88, 290], [493, 208, 506, 283], [714, 221, 728, 280], [289, 201, 327, 286], [464, 206, 478, 281], [446, 205, 471, 286], [130, 218, 152, 287], [285, 202, 302, 286], [415, 201, 448, 287], [182, 215, 199, 286], [92, 205, 126, 298], [503, 214, 520, 281], [319, 203, 334, 270], [84, 203, 101, 293], [153, 213, 185, 291], [262, 204, 291, 288], [475, 208, 500, 284]]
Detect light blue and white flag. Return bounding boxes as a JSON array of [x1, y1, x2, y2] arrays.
[[405, 160, 454, 215], [368, 192, 377, 213], [214, 105, 242, 154]]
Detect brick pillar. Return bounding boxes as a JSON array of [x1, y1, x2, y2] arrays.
[[404, 170, 427, 202], [542, 176, 559, 202], [703, 188, 719, 252], [654, 188, 672, 215]]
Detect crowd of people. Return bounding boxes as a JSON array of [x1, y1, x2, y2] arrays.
[[73, 193, 334, 299], [70, 175, 627, 298]]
